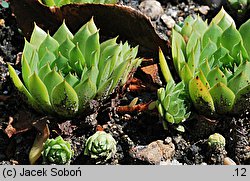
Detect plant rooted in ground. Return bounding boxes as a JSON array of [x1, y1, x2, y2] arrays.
[[168, 7, 250, 117], [156, 49, 191, 132], [207, 133, 226, 148], [40, 0, 117, 7], [42, 136, 73, 165], [84, 131, 117, 161], [8, 18, 141, 118]]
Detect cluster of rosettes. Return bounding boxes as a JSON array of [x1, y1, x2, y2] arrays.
[[41, 0, 117, 7], [8, 18, 141, 118], [159, 7, 250, 121]]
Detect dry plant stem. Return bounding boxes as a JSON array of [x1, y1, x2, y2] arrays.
[[116, 102, 152, 113]]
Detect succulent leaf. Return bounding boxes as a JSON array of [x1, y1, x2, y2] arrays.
[[189, 76, 215, 114], [209, 82, 235, 114], [51, 81, 79, 117]]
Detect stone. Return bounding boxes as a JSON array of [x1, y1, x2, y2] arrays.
[[129, 140, 175, 165], [198, 6, 210, 15], [139, 0, 164, 20], [161, 14, 175, 29]]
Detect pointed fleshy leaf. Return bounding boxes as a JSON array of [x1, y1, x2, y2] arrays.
[[186, 31, 200, 57], [207, 67, 227, 87], [43, 69, 64, 97], [209, 82, 235, 114], [65, 73, 79, 87], [73, 23, 91, 56], [8, 64, 39, 110], [196, 69, 210, 89], [212, 46, 229, 65], [38, 48, 56, 68], [30, 23, 47, 49], [28, 72, 52, 111], [199, 39, 217, 64], [22, 39, 36, 64], [219, 24, 242, 52], [38, 34, 59, 59], [84, 31, 100, 68], [22, 56, 31, 88], [202, 23, 222, 48], [100, 37, 118, 52], [51, 80, 79, 117], [53, 20, 73, 44], [212, 7, 235, 31], [180, 62, 193, 85], [74, 78, 96, 111], [231, 41, 249, 61], [38, 63, 52, 81], [172, 29, 186, 70], [69, 43, 85, 69], [234, 61, 250, 78], [239, 19, 250, 58], [96, 77, 112, 98], [159, 48, 173, 83], [51, 52, 68, 70], [58, 36, 75, 59], [109, 59, 130, 93], [199, 59, 210, 77], [192, 16, 208, 36], [189, 76, 215, 114], [228, 71, 250, 94]]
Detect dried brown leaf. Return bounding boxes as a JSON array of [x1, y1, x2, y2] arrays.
[[10, 0, 168, 57]]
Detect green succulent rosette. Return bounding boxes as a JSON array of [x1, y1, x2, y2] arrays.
[[8, 18, 141, 118], [207, 133, 226, 148], [84, 131, 117, 161], [170, 7, 250, 116], [40, 0, 117, 7], [42, 136, 73, 165], [156, 80, 191, 132]]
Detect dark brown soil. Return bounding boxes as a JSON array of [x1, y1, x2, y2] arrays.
[[0, 0, 249, 165]]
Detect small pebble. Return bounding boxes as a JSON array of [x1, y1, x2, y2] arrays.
[[198, 6, 210, 15], [139, 0, 164, 20], [224, 157, 237, 165], [161, 14, 175, 29]]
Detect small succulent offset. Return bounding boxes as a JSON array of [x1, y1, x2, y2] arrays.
[[84, 131, 117, 161], [8, 18, 141, 118], [156, 49, 191, 132], [42, 136, 73, 164], [40, 0, 117, 7], [169, 7, 250, 117], [207, 133, 226, 148]]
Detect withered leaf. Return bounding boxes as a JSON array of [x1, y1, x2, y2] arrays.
[[10, 0, 168, 57]]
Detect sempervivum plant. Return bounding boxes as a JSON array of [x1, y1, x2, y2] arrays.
[[84, 131, 117, 161], [8, 18, 141, 118], [156, 49, 191, 131], [40, 0, 117, 7], [168, 7, 250, 117], [42, 136, 73, 165], [207, 133, 226, 148]]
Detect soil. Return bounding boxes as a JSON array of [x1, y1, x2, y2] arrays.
[[0, 0, 249, 165]]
